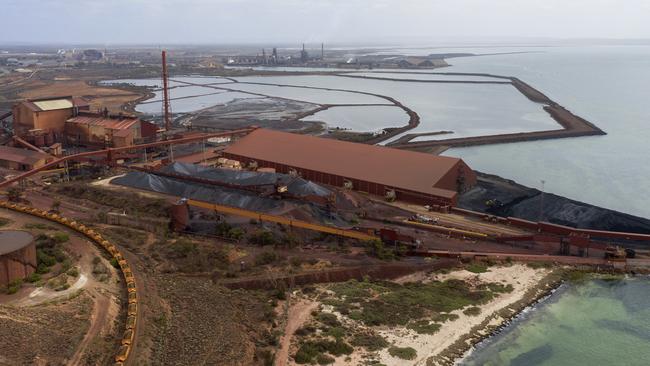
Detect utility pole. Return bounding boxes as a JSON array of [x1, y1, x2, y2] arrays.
[[161, 50, 172, 132], [537, 179, 546, 221]]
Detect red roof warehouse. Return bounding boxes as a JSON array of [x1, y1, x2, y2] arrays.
[[223, 129, 476, 206]]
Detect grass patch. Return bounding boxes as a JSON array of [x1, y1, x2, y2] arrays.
[[388, 346, 417, 360]]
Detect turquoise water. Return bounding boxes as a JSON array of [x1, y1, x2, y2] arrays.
[[462, 278, 650, 366]]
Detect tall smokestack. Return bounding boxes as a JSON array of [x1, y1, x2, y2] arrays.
[[321, 43, 324, 60], [161, 50, 172, 132]]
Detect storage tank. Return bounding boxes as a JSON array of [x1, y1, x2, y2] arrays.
[[169, 199, 189, 232], [0, 231, 37, 287]]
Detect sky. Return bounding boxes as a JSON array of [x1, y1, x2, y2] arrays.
[[3, 0, 650, 45]]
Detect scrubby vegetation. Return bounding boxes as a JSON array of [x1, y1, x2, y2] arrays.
[[462, 306, 481, 316], [55, 185, 170, 218], [214, 221, 245, 241], [327, 278, 499, 327], [35, 233, 70, 275], [388, 346, 417, 360], [465, 262, 489, 273], [364, 239, 403, 261]]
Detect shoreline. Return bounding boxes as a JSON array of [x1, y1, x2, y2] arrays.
[[436, 272, 564, 365]]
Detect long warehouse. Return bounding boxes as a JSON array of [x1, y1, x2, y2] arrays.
[[223, 129, 476, 206]]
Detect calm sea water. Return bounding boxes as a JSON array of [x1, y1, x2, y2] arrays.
[[440, 46, 650, 219], [461, 278, 650, 366]]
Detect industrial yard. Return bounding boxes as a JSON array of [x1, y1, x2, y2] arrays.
[[1, 45, 650, 366]]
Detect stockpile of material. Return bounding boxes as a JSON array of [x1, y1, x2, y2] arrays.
[[161, 162, 333, 198], [110, 164, 349, 226]]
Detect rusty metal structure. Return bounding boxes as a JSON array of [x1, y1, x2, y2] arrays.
[[161, 50, 172, 132], [0, 230, 36, 286]]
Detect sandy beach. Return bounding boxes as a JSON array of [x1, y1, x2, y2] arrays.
[[381, 264, 551, 365], [281, 264, 552, 366]]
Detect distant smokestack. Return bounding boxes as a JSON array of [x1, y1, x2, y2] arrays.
[[321, 43, 324, 60]]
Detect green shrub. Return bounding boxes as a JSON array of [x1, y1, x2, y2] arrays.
[[407, 320, 442, 334], [168, 239, 197, 258], [37, 250, 57, 267], [350, 333, 389, 351], [228, 228, 245, 241], [249, 230, 277, 246], [294, 342, 322, 364], [325, 326, 346, 340], [6, 279, 23, 294], [364, 239, 395, 261], [109, 258, 120, 269], [466, 263, 488, 273], [66, 267, 79, 277], [0, 217, 11, 227], [317, 312, 341, 328], [486, 283, 514, 293], [463, 306, 481, 316], [316, 354, 335, 365], [27, 272, 42, 283], [52, 232, 70, 243], [527, 261, 552, 269], [255, 250, 280, 266], [388, 346, 417, 360]]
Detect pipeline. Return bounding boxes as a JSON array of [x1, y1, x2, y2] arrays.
[[0, 128, 254, 189], [0, 201, 138, 365]]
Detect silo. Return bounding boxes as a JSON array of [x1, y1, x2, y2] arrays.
[[169, 198, 189, 232], [0, 231, 37, 287]]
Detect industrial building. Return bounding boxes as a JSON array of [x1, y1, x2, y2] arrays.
[[0, 231, 37, 287], [66, 111, 157, 148], [12, 96, 90, 143], [12, 97, 158, 148], [223, 129, 476, 205], [0, 145, 52, 171]]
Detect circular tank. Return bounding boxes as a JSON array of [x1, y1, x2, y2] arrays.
[[0, 231, 37, 287]]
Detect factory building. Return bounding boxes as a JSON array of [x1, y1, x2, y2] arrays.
[[0, 231, 37, 287], [65, 111, 154, 148], [223, 129, 476, 206], [0, 145, 52, 171], [12, 96, 90, 144]]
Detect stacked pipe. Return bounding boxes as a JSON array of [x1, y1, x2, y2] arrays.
[[0, 201, 137, 365]]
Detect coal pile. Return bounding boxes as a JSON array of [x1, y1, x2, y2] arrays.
[[161, 162, 333, 198], [460, 172, 650, 234], [111, 167, 350, 227]]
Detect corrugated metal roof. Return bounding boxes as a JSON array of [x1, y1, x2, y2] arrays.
[[67, 116, 139, 130], [32, 99, 74, 111], [224, 129, 464, 198], [0, 145, 50, 165]]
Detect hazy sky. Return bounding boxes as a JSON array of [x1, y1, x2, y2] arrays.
[[4, 0, 650, 45]]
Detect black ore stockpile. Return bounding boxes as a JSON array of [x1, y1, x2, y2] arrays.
[[459, 172, 650, 235]]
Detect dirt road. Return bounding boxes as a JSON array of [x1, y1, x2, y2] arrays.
[[275, 299, 319, 366]]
